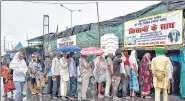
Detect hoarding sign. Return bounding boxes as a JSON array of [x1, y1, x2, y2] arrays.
[[124, 10, 183, 48], [57, 35, 76, 48]]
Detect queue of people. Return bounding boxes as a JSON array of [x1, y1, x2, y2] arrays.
[[1, 51, 78, 101], [1, 48, 173, 101], [79, 48, 173, 101]]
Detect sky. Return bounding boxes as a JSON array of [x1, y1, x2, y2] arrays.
[[1, 1, 161, 55]]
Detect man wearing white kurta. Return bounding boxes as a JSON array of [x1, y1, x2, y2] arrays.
[[105, 53, 114, 97], [60, 52, 70, 100]]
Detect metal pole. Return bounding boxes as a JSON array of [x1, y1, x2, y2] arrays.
[[4, 36, 6, 53], [55, 25, 59, 40], [96, 2, 101, 48], [43, 15, 45, 59], [26, 35, 29, 46], [60, 4, 81, 28], [11, 45, 13, 50], [71, 11, 73, 28], [48, 15, 50, 43]]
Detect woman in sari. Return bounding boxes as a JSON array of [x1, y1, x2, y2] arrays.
[[79, 55, 93, 100], [129, 50, 139, 97], [93, 56, 107, 98], [1, 60, 15, 97], [139, 53, 152, 99], [10, 51, 28, 101]]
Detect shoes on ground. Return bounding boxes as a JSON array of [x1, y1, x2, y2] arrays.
[[113, 97, 121, 101]]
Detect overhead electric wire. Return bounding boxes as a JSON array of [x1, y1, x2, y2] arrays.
[[21, 1, 96, 5]]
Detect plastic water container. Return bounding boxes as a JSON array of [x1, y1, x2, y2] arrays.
[[101, 34, 119, 56]]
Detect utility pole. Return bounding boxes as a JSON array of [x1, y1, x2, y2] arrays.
[[8, 44, 9, 51], [26, 34, 29, 46], [43, 15, 49, 59], [96, 2, 101, 48], [55, 25, 59, 40], [71, 11, 73, 28], [4, 36, 6, 53], [60, 4, 81, 28], [11, 45, 13, 50], [54, 25, 59, 55]]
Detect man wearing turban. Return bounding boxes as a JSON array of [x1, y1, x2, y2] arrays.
[[151, 48, 170, 101]]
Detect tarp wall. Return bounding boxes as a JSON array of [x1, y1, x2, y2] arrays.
[[76, 3, 168, 48], [46, 1, 185, 55]]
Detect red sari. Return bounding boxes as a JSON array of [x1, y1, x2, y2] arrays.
[[139, 54, 152, 95], [1, 65, 15, 95]]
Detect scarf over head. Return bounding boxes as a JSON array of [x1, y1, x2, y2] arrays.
[[139, 53, 151, 84], [129, 50, 138, 69], [123, 52, 130, 66], [10, 51, 28, 74]]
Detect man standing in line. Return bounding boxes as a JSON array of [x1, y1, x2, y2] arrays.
[[121, 52, 130, 99], [45, 55, 53, 97], [60, 52, 70, 100], [105, 53, 114, 97], [51, 53, 61, 99], [68, 52, 77, 100], [151, 48, 170, 101], [112, 49, 123, 100]]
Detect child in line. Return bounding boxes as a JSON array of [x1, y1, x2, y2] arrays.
[[29, 54, 38, 95]]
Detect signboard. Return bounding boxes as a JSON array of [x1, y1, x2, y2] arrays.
[[124, 10, 183, 48], [57, 35, 76, 48]]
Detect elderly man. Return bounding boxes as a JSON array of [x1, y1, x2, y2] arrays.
[[151, 48, 170, 101], [68, 52, 77, 100], [51, 53, 61, 99], [105, 53, 114, 97], [60, 52, 70, 100]]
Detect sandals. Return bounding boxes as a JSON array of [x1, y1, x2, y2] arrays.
[[98, 94, 104, 98], [141, 96, 152, 99], [145, 96, 152, 99], [69, 97, 77, 101], [3, 95, 7, 97], [81, 98, 90, 101], [61, 97, 67, 101]]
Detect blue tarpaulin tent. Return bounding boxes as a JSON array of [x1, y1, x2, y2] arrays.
[[14, 42, 23, 50], [2, 54, 10, 65]]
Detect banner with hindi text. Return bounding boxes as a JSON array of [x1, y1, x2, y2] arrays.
[[57, 35, 76, 48], [124, 10, 183, 48]]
